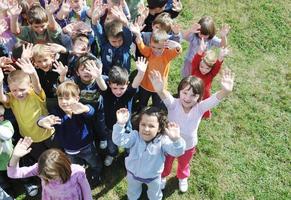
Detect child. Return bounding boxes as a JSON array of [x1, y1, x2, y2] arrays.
[[92, 4, 133, 74], [9, 2, 63, 44], [113, 107, 186, 200], [38, 81, 102, 183], [182, 16, 230, 77], [100, 57, 148, 166], [131, 24, 182, 111], [7, 137, 93, 200], [191, 38, 230, 118], [149, 68, 235, 192]]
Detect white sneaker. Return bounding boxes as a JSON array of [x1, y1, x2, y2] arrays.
[[99, 140, 108, 149], [104, 156, 114, 166], [161, 177, 166, 190], [24, 183, 38, 197], [178, 178, 188, 192]]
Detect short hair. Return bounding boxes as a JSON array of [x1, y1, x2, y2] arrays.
[[38, 149, 72, 184], [152, 13, 173, 33], [104, 20, 123, 39], [72, 33, 90, 44], [108, 66, 128, 85], [177, 76, 204, 102], [203, 50, 217, 67], [132, 106, 168, 136], [151, 29, 169, 43], [56, 81, 80, 98], [147, 0, 167, 9], [7, 70, 30, 85], [32, 44, 53, 59], [75, 54, 102, 72], [198, 16, 216, 39], [27, 4, 48, 24]]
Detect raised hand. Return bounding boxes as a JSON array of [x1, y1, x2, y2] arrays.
[[149, 70, 164, 93], [191, 23, 201, 33], [59, 0, 71, 16], [164, 40, 180, 49], [218, 47, 230, 61], [71, 102, 90, 115], [84, 60, 102, 80], [165, 122, 181, 141], [220, 24, 230, 37], [21, 43, 34, 59], [129, 22, 141, 37], [52, 60, 68, 76], [0, 19, 8, 35], [0, 57, 15, 74], [92, 2, 107, 24], [12, 137, 33, 158], [116, 108, 129, 126], [172, 0, 183, 12], [221, 68, 235, 93], [16, 58, 36, 75], [44, 43, 67, 54], [171, 23, 180, 35], [135, 57, 148, 73], [38, 115, 61, 129], [110, 5, 128, 25], [45, 0, 60, 15], [7, 2, 22, 17]]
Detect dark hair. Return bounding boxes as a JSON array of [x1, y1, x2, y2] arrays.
[[75, 54, 102, 72], [177, 76, 204, 102], [38, 149, 72, 184], [152, 12, 173, 33], [147, 0, 167, 9], [27, 4, 48, 24], [108, 66, 129, 85], [105, 20, 123, 39], [198, 16, 216, 39], [132, 106, 168, 137]]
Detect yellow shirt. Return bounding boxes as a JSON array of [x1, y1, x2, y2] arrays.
[[6, 89, 53, 143]]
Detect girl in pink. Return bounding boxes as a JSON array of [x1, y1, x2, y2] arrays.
[[7, 137, 92, 200], [149, 68, 235, 192]]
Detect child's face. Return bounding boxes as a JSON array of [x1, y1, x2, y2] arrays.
[[199, 60, 212, 75], [198, 33, 209, 40], [9, 81, 31, 101], [72, 39, 89, 56], [139, 114, 160, 142], [179, 85, 200, 112], [31, 22, 48, 35], [109, 83, 128, 97], [58, 95, 79, 113], [70, 0, 84, 12], [108, 36, 124, 48], [34, 56, 54, 72], [76, 65, 93, 84], [150, 40, 165, 56]]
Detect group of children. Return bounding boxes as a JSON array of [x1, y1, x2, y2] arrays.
[[0, 0, 234, 199]]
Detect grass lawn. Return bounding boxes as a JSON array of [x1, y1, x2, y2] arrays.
[[15, 0, 290, 199]]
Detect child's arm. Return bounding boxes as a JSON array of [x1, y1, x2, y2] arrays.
[[52, 61, 68, 83], [16, 58, 42, 95], [164, 40, 182, 53], [182, 23, 200, 41], [56, 0, 71, 20], [8, 3, 22, 35], [131, 57, 148, 89], [220, 24, 230, 48], [216, 68, 235, 100], [38, 115, 62, 130], [21, 43, 34, 59], [169, 23, 182, 43], [149, 70, 171, 101], [70, 102, 93, 115], [84, 60, 107, 91], [0, 68, 9, 103], [44, 0, 60, 32], [110, 5, 129, 27]]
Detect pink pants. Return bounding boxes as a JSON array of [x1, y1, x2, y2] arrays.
[[162, 147, 196, 179]]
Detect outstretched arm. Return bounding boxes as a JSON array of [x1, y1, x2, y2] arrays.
[[45, 0, 60, 31], [216, 68, 235, 100], [148, 70, 171, 100], [8, 2, 22, 35], [220, 24, 230, 48], [131, 57, 148, 88]]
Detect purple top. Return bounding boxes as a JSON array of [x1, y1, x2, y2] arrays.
[[7, 163, 92, 200]]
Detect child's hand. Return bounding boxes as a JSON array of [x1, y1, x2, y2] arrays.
[[221, 68, 235, 93], [191, 23, 201, 33], [21, 43, 34, 59], [16, 58, 36, 75], [137, 3, 149, 22], [38, 115, 61, 129], [135, 57, 148, 73], [53, 61, 68, 76], [0, 19, 8, 35], [84, 60, 102, 80], [0, 68, 4, 83], [71, 103, 90, 115], [218, 47, 230, 61], [149, 70, 164, 93], [172, 0, 183, 12], [171, 23, 180, 35], [59, 0, 71, 17], [110, 5, 128, 25], [220, 24, 230, 38], [12, 137, 33, 158], [198, 38, 207, 54], [116, 108, 129, 126], [0, 57, 15, 74], [165, 122, 181, 141], [92, 2, 107, 24], [129, 22, 141, 37], [44, 43, 67, 54], [45, 0, 60, 15], [7, 2, 22, 17], [164, 40, 180, 49]]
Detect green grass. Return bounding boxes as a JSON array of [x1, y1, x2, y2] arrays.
[[16, 0, 290, 199]]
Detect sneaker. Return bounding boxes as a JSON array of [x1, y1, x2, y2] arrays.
[[178, 178, 188, 193], [104, 156, 114, 166], [99, 140, 108, 149], [24, 183, 38, 197], [161, 177, 166, 190]]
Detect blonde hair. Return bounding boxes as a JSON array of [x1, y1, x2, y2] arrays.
[[32, 44, 54, 59], [56, 81, 80, 98], [151, 29, 169, 43], [7, 70, 30, 86], [203, 50, 217, 67]]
